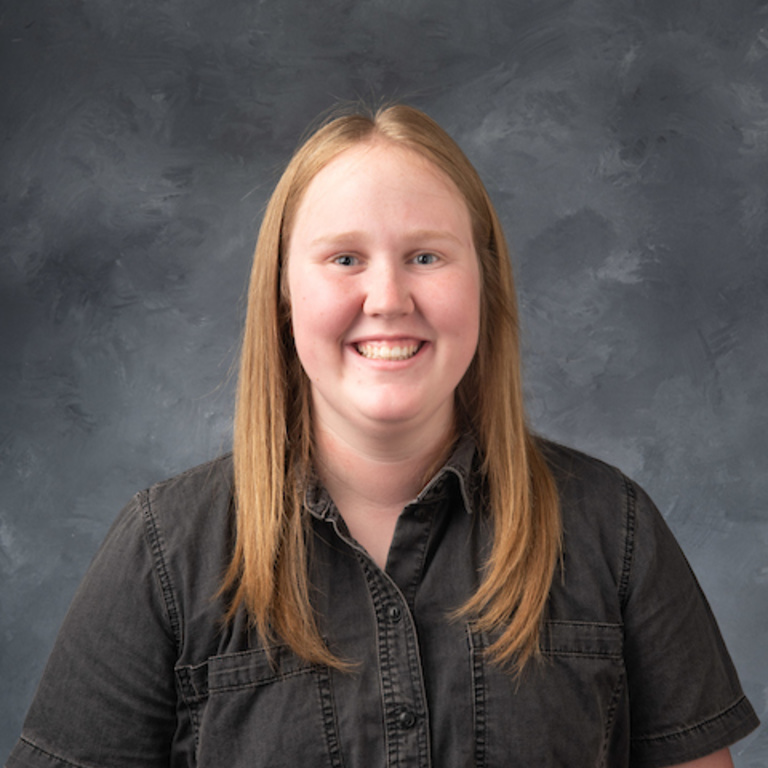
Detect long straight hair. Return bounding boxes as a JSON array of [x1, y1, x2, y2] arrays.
[[223, 104, 561, 671]]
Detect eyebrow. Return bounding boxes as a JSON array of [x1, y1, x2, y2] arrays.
[[309, 229, 466, 248]]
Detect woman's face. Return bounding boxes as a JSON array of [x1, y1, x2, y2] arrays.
[[286, 140, 481, 444]]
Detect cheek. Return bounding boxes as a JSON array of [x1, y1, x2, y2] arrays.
[[288, 275, 357, 374], [458, 307, 481, 367], [286, 270, 316, 374], [290, 318, 326, 389], [292, 291, 344, 341], [452, 282, 482, 372], [434, 272, 481, 342]]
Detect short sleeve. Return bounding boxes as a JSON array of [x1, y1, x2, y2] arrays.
[[622, 479, 759, 767], [6, 493, 178, 768]]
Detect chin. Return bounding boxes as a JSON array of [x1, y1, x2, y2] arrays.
[[360, 408, 423, 427], [357, 399, 449, 432]]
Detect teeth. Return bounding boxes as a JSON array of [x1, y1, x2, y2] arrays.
[[356, 342, 421, 361]]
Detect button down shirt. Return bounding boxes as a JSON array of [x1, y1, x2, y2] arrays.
[[7, 438, 758, 767]]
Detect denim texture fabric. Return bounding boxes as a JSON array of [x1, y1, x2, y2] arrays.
[[7, 438, 759, 767]]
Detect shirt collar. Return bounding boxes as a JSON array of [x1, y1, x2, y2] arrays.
[[304, 434, 480, 521]]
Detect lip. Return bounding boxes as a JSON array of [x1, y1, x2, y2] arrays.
[[349, 334, 426, 344]]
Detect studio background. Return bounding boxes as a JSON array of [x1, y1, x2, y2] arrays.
[[1, 0, 766, 763]]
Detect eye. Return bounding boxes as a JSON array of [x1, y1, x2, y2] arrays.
[[333, 254, 359, 267], [413, 252, 439, 265]]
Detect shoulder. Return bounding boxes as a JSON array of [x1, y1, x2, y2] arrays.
[[533, 437, 663, 613], [535, 437, 644, 536], [135, 451, 235, 571], [144, 452, 234, 513], [102, 452, 235, 575], [534, 436, 699, 619], [536, 437, 629, 494], [115, 454, 236, 609], [91, 453, 234, 575], [136, 454, 234, 532], [104, 454, 234, 561], [126, 453, 235, 550], [119, 454, 237, 653]]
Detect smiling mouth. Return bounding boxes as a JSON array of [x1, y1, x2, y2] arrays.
[[355, 341, 424, 361]]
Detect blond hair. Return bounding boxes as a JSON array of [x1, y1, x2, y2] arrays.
[[224, 104, 561, 671]]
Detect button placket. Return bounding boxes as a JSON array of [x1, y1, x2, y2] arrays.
[[360, 558, 431, 767]]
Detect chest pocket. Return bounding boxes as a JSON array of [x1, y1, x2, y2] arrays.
[[176, 645, 343, 768], [470, 621, 627, 768]]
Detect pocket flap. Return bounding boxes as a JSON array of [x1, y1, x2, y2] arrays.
[[540, 621, 623, 659]]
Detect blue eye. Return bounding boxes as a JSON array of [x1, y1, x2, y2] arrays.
[[414, 252, 438, 265], [334, 254, 358, 267]]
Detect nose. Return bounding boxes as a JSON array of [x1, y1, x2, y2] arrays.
[[363, 261, 414, 317]]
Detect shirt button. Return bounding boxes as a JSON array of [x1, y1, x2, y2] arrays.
[[398, 708, 417, 729], [387, 605, 402, 623]]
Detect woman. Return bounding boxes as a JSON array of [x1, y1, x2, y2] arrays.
[[7, 105, 758, 767]]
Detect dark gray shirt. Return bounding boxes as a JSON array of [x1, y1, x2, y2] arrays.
[[7, 438, 758, 767]]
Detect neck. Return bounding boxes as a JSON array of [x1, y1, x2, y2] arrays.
[[315, 418, 455, 505], [312, 415, 456, 568]]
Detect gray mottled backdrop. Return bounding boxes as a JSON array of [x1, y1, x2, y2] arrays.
[[1, 0, 766, 762]]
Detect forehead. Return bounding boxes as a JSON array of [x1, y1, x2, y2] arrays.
[[314, 140, 457, 192], [289, 140, 473, 239]]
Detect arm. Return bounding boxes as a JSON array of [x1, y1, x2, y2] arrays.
[[619, 478, 758, 765], [7, 494, 178, 767], [670, 747, 734, 768]]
